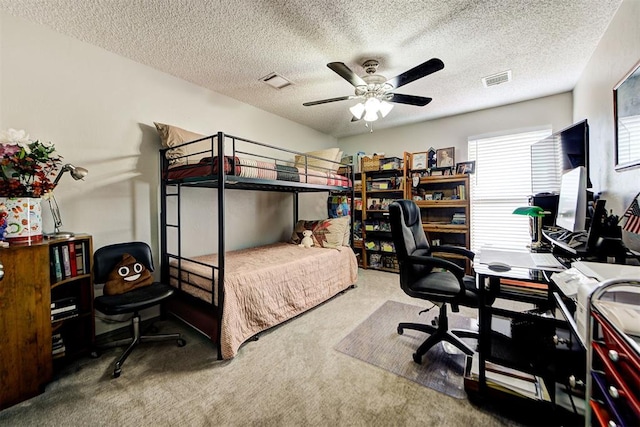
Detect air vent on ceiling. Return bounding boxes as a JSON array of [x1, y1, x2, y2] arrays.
[[260, 72, 293, 89], [482, 70, 512, 88]]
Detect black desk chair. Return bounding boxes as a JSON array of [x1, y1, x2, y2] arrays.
[[389, 200, 489, 364], [93, 242, 185, 378]]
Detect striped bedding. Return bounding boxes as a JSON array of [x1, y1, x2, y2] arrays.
[[166, 155, 350, 186]]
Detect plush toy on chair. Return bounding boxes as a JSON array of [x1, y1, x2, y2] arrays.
[[299, 230, 314, 248]]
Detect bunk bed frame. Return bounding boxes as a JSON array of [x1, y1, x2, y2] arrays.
[[159, 132, 356, 359]]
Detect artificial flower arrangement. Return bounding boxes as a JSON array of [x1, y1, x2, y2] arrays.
[[0, 128, 61, 198]]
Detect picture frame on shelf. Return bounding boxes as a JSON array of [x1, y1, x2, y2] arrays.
[[436, 147, 455, 168], [433, 192, 444, 201], [411, 152, 428, 170], [456, 161, 475, 174], [427, 147, 437, 169]]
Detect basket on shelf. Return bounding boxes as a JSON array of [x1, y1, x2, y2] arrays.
[[361, 155, 383, 172]]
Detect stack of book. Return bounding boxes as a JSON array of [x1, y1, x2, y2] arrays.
[[451, 212, 466, 224], [52, 333, 65, 359], [51, 297, 78, 322], [466, 356, 550, 402]]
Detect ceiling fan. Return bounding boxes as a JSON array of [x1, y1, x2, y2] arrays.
[[303, 58, 444, 122]]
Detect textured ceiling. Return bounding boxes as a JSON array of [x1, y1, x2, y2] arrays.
[[0, 0, 623, 138]]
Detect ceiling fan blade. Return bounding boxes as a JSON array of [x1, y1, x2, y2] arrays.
[[389, 93, 433, 106], [327, 62, 367, 87], [387, 58, 444, 90], [303, 95, 354, 106]]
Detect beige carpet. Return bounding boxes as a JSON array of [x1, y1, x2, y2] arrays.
[[0, 269, 521, 426], [335, 300, 476, 399]]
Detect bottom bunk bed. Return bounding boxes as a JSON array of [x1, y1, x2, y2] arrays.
[[166, 242, 359, 359]]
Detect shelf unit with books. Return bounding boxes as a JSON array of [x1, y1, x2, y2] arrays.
[[48, 235, 94, 367], [0, 234, 93, 410], [407, 174, 471, 274], [361, 166, 406, 273]]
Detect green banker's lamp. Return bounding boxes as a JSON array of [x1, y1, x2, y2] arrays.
[[513, 206, 547, 249]]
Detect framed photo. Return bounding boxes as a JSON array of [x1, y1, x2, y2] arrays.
[[427, 147, 437, 169], [433, 192, 444, 201], [436, 147, 455, 168], [411, 152, 428, 170], [456, 161, 475, 174], [614, 59, 640, 170]]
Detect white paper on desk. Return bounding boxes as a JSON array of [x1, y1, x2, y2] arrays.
[[551, 268, 598, 298], [572, 261, 640, 282], [476, 249, 564, 271]]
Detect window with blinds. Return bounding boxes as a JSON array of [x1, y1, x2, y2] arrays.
[[468, 128, 553, 251]]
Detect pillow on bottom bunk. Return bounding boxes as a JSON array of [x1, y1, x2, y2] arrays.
[[290, 217, 350, 248]]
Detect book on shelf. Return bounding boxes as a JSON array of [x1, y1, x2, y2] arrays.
[[68, 242, 78, 276], [74, 242, 84, 275], [51, 310, 79, 322], [51, 246, 63, 282], [51, 296, 77, 309], [60, 244, 72, 278], [52, 344, 66, 358]]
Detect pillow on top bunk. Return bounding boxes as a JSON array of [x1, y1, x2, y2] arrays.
[[154, 122, 210, 167], [294, 148, 341, 173], [290, 216, 350, 249]]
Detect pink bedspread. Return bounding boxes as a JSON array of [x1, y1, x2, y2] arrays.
[[169, 242, 358, 359]]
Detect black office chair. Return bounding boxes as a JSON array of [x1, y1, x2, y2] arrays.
[[389, 200, 489, 364], [93, 242, 185, 378]]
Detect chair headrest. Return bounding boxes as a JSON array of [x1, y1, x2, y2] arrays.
[[395, 199, 421, 227]]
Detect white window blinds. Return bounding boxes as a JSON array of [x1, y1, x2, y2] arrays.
[[468, 128, 552, 251]]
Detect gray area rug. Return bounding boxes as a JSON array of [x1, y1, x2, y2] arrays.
[[335, 300, 477, 399]]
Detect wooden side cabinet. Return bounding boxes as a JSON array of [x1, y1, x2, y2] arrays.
[[0, 234, 94, 410]]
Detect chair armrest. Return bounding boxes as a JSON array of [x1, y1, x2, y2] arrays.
[[430, 245, 475, 261], [406, 254, 465, 280]]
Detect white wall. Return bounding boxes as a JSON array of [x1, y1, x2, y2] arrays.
[[338, 93, 573, 164], [573, 0, 640, 229], [0, 12, 336, 334], [0, 12, 336, 256]]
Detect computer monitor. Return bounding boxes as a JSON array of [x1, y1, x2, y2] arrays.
[[556, 166, 587, 233]]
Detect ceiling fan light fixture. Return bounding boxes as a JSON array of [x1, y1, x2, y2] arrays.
[[379, 100, 394, 117], [363, 108, 379, 122], [349, 102, 365, 119]]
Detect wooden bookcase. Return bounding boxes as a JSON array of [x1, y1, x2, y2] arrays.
[[407, 174, 471, 273], [361, 166, 406, 273], [0, 234, 93, 410]]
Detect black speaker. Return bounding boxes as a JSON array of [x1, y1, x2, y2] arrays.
[[530, 193, 559, 228]]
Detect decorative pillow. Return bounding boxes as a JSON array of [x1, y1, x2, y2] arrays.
[[290, 217, 350, 249], [103, 253, 154, 296], [294, 148, 341, 173], [154, 122, 209, 167]]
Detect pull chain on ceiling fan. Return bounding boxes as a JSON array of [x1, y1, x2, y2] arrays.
[[303, 58, 444, 125]]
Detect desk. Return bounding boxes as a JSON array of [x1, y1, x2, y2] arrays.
[[471, 252, 585, 419]]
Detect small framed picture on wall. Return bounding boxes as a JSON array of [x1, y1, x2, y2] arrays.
[[436, 147, 455, 168], [411, 152, 428, 170], [456, 161, 475, 174]]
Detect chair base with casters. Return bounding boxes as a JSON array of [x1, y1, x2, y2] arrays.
[[398, 303, 477, 364], [93, 242, 186, 378], [94, 283, 186, 378], [389, 200, 494, 367]]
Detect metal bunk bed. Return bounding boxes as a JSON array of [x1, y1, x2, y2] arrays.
[[159, 132, 356, 359]]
